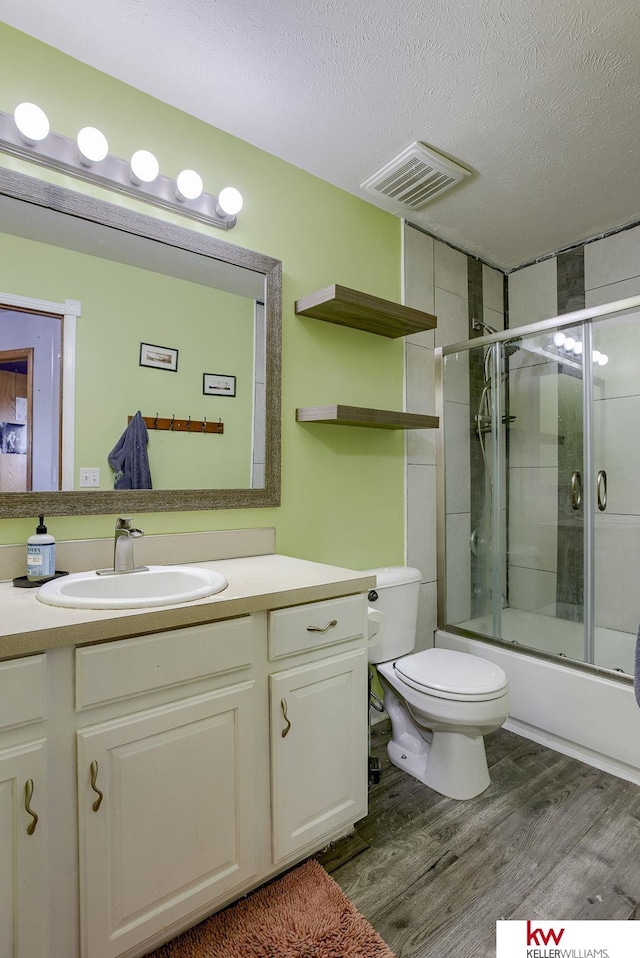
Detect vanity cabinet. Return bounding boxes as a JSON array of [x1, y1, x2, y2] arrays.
[[77, 684, 256, 958], [0, 739, 49, 958], [0, 654, 50, 958], [270, 649, 368, 862], [74, 617, 258, 958], [0, 567, 371, 958], [267, 595, 369, 863]]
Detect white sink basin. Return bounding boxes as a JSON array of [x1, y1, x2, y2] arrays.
[[36, 565, 228, 610]]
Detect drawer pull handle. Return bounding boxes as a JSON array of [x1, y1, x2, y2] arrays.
[[90, 760, 104, 812], [24, 779, 38, 835], [306, 619, 337, 634], [281, 698, 292, 738]]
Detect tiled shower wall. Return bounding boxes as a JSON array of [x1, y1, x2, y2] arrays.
[[403, 223, 505, 650], [405, 218, 640, 647]]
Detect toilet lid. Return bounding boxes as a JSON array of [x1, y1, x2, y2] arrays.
[[394, 648, 508, 696]]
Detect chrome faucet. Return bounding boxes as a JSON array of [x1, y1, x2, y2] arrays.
[[97, 517, 148, 575]]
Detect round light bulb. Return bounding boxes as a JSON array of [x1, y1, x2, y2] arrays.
[[592, 350, 602, 364], [77, 126, 109, 165], [573, 341, 583, 356], [14, 102, 50, 145], [553, 331, 566, 347], [175, 169, 203, 201], [217, 186, 243, 216], [597, 353, 609, 366], [130, 149, 159, 185], [564, 337, 576, 351]]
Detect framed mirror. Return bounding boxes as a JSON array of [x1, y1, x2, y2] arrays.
[[0, 167, 281, 517]]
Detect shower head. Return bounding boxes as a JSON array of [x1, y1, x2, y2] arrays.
[[472, 319, 497, 335], [503, 337, 522, 359], [472, 319, 522, 358]]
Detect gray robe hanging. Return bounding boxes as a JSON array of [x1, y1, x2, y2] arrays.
[[108, 410, 152, 490]]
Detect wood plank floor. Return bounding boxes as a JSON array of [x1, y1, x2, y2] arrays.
[[319, 721, 640, 958]]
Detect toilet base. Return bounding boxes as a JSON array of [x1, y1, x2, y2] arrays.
[[382, 682, 492, 800], [386, 729, 490, 800]]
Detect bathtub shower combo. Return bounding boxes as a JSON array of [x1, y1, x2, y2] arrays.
[[435, 295, 640, 782]]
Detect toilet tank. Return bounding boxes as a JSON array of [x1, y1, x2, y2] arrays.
[[365, 566, 422, 663]]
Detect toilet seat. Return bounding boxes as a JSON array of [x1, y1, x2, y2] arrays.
[[393, 648, 508, 702]]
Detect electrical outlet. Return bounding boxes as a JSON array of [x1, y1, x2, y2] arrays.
[[79, 467, 100, 487]]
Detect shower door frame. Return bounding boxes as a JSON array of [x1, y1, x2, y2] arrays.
[[435, 293, 640, 680]]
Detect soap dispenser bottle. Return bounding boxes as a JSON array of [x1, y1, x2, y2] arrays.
[[27, 515, 56, 581]]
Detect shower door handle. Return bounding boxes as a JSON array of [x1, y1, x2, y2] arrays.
[[570, 471, 582, 511], [597, 470, 607, 512]]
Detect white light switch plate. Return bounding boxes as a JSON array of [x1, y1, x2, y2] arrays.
[[79, 467, 100, 487]]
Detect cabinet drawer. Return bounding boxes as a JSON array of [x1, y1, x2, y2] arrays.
[[76, 617, 253, 710], [0, 654, 47, 730], [268, 595, 366, 660]]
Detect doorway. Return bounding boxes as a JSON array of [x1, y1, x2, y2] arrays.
[[0, 304, 64, 492], [0, 346, 34, 491]]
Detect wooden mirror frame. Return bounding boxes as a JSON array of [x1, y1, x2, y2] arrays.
[[0, 167, 281, 517]]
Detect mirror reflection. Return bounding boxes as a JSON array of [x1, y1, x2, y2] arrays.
[[0, 168, 281, 517]]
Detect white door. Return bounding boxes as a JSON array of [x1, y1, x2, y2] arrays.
[[0, 739, 48, 958], [77, 684, 256, 958], [270, 649, 368, 863]]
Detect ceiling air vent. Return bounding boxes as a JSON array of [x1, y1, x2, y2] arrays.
[[361, 142, 471, 211]]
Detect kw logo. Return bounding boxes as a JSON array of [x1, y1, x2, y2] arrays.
[[526, 920, 565, 946]]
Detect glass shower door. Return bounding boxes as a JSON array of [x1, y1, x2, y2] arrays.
[[440, 303, 640, 675], [590, 308, 640, 674], [442, 322, 588, 663], [500, 323, 586, 660]]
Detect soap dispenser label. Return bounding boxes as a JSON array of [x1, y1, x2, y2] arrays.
[[27, 544, 55, 576]]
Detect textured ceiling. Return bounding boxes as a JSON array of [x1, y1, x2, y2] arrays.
[[1, 0, 639, 268]]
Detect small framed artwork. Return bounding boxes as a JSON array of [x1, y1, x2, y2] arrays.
[[203, 372, 236, 397], [0, 422, 27, 455], [139, 342, 179, 372]]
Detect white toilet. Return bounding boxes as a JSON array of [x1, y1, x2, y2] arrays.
[[366, 566, 510, 800]]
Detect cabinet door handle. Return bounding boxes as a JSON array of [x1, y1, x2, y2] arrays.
[[306, 619, 337, 634], [24, 778, 38, 835], [90, 760, 104, 812], [597, 469, 607, 512], [280, 698, 292, 738], [570, 471, 582, 511]]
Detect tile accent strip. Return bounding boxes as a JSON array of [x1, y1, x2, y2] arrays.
[[467, 257, 490, 618], [556, 247, 585, 622], [557, 247, 585, 314]]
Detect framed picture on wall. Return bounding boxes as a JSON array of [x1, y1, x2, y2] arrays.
[[203, 372, 236, 397], [139, 342, 179, 372], [0, 422, 27, 455]]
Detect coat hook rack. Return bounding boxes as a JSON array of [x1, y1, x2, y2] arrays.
[[128, 414, 224, 434]]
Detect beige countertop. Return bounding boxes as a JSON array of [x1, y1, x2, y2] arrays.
[[0, 554, 376, 660]]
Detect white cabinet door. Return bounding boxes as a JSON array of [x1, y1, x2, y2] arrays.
[[270, 649, 368, 863], [77, 683, 256, 958], [0, 739, 48, 958]]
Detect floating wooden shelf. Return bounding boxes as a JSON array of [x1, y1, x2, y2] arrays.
[[296, 405, 439, 430], [294, 284, 437, 338]]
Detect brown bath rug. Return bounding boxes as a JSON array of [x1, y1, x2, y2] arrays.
[[145, 858, 396, 958]]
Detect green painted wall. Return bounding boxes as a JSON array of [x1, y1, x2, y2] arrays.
[[0, 23, 405, 570]]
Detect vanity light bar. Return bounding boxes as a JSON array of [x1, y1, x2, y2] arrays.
[[0, 106, 241, 231]]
